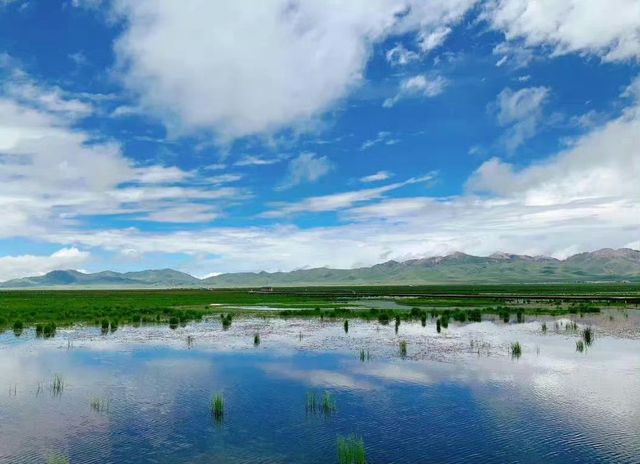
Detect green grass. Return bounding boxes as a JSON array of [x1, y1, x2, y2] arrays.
[[210, 393, 224, 421], [306, 391, 336, 415], [0, 285, 635, 335], [511, 342, 522, 358], [337, 435, 365, 464], [305, 391, 318, 413], [399, 340, 407, 358]]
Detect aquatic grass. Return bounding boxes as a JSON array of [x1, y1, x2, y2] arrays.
[[436, 318, 441, 333], [210, 392, 224, 422], [51, 374, 64, 397], [306, 391, 318, 413], [359, 349, 370, 362], [541, 322, 547, 333], [254, 332, 261, 346], [576, 340, 585, 352], [169, 316, 180, 329], [186, 335, 195, 348], [582, 326, 594, 346], [221, 314, 232, 330], [12, 320, 23, 337], [399, 340, 407, 358], [306, 391, 336, 415], [511, 342, 522, 359], [337, 435, 365, 464], [344, 319, 349, 334], [321, 391, 336, 415], [90, 397, 109, 413]]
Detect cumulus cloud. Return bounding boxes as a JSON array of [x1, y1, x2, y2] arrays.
[[0, 248, 90, 281], [276, 152, 332, 190], [110, 0, 477, 141], [484, 0, 640, 62], [383, 74, 448, 108], [0, 61, 241, 232], [493, 86, 549, 152]]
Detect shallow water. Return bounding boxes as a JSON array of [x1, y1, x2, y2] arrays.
[[1, 311, 639, 463]]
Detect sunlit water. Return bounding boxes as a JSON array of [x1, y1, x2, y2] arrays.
[[1, 310, 639, 463]]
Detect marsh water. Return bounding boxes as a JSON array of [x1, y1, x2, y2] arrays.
[[1, 309, 640, 463]]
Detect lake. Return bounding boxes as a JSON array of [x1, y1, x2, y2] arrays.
[[1, 310, 639, 463]]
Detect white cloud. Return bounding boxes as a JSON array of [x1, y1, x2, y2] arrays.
[[484, 0, 640, 62], [360, 131, 399, 150], [418, 26, 451, 52], [265, 174, 434, 217], [110, 0, 477, 141], [276, 152, 332, 190], [0, 248, 90, 281], [385, 44, 420, 66], [494, 86, 549, 151], [40, 77, 640, 273], [0, 62, 241, 233], [360, 171, 393, 183], [383, 74, 448, 108], [234, 154, 287, 167]]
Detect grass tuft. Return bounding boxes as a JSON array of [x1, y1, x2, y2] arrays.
[[511, 342, 522, 359], [210, 392, 224, 422], [399, 340, 407, 358], [582, 326, 594, 346], [337, 435, 365, 464]]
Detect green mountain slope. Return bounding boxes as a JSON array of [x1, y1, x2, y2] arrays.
[[1, 248, 638, 288]]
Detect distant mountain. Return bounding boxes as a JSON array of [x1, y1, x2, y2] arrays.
[[1, 249, 639, 289], [0, 268, 201, 289]]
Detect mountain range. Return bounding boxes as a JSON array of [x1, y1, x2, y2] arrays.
[[1, 248, 639, 289]]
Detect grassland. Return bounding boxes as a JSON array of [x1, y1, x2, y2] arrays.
[[0, 284, 638, 334]]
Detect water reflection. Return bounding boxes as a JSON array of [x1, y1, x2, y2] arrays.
[[1, 312, 639, 463]]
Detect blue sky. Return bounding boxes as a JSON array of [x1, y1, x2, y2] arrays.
[[0, 0, 638, 279]]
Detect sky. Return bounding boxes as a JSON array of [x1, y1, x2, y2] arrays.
[[0, 0, 639, 280]]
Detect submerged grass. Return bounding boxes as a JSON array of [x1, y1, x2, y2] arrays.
[[399, 340, 407, 358], [90, 397, 109, 413], [51, 374, 64, 397], [210, 392, 224, 422], [511, 342, 522, 359], [337, 435, 365, 464], [306, 391, 336, 415]]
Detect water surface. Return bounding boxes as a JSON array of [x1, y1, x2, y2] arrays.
[[1, 311, 639, 463]]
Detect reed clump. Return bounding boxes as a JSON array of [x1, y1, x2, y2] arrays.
[[210, 392, 224, 422], [511, 342, 522, 359], [582, 326, 594, 346], [399, 340, 407, 358], [337, 435, 365, 464]]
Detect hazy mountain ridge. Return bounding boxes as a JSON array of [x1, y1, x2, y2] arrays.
[[1, 248, 638, 289]]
